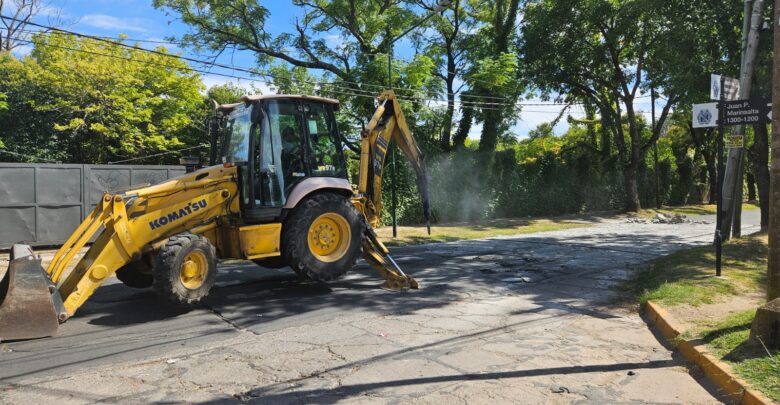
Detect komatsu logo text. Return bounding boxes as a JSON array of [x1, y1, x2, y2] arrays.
[[149, 199, 207, 230]]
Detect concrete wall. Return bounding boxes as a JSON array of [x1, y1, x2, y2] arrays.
[[0, 163, 185, 248]]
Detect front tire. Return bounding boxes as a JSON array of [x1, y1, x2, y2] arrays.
[[282, 193, 363, 282], [152, 233, 217, 304]]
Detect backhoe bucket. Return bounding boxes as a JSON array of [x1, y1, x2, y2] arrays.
[[0, 245, 65, 341]]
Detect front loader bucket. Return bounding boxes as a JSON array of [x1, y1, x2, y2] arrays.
[[0, 245, 65, 341]]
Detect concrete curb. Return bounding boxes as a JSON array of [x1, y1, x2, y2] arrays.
[[641, 301, 774, 405]]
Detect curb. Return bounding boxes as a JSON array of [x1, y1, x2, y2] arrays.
[[641, 301, 774, 405]]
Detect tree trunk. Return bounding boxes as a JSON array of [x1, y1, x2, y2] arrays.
[[478, 109, 501, 152], [752, 123, 770, 230], [747, 172, 757, 201], [690, 126, 717, 204], [600, 115, 611, 159], [623, 162, 641, 212], [452, 106, 473, 149], [768, 0, 780, 300], [441, 93, 455, 150], [440, 41, 457, 150]]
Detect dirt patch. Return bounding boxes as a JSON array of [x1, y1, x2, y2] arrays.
[[665, 293, 765, 332]]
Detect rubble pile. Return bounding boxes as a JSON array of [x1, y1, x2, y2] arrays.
[[626, 213, 710, 225]]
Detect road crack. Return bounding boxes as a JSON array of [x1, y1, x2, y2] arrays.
[[199, 302, 260, 336]]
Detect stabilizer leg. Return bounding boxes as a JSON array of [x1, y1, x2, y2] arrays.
[[362, 226, 418, 290]]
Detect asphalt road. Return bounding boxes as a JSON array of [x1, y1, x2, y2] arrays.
[[0, 210, 762, 403]]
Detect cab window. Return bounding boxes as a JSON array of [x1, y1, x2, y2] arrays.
[[304, 103, 345, 177], [267, 100, 306, 192]]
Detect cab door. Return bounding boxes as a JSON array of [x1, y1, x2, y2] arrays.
[[244, 99, 306, 223]]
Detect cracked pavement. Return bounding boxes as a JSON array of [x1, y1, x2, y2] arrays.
[[0, 211, 760, 404]]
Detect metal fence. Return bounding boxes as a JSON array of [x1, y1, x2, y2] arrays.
[[0, 163, 185, 248]]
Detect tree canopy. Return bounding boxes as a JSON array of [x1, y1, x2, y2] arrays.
[[0, 0, 771, 217], [0, 33, 205, 164]]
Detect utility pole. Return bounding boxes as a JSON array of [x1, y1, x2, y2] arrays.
[[387, 25, 398, 238], [716, 76, 726, 277], [768, 1, 780, 301], [734, 0, 756, 237], [721, 0, 766, 239], [652, 88, 660, 209]]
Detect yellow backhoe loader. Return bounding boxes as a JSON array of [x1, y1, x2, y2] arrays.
[[0, 90, 430, 341]]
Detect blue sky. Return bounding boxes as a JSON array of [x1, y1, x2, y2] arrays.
[[14, 0, 661, 139]]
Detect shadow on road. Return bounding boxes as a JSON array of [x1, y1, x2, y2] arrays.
[[224, 360, 677, 404], [1, 226, 721, 383]]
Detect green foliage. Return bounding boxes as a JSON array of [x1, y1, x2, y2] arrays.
[[268, 64, 316, 95], [0, 91, 6, 149], [207, 82, 250, 105], [0, 33, 205, 164]]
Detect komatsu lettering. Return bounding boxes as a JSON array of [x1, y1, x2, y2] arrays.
[[149, 199, 207, 230]]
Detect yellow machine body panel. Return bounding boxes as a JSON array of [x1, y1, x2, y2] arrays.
[[238, 223, 282, 260], [45, 165, 239, 316]]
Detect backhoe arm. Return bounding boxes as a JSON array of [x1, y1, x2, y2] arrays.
[[355, 90, 432, 290], [357, 90, 431, 231]]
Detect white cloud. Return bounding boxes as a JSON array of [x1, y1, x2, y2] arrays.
[[80, 14, 150, 33]]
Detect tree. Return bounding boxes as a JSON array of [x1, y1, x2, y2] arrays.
[[154, 0, 428, 83], [463, 0, 522, 153], [522, 0, 677, 211], [0, 0, 62, 51], [206, 82, 251, 105], [415, 0, 472, 149], [0, 33, 205, 164], [267, 64, 317, 95], [768, 0, 780, 301], [155, 0, 442, 141]]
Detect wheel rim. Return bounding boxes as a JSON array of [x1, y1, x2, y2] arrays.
[[179, 251, 208, 289], [307, 212, 351, 263]]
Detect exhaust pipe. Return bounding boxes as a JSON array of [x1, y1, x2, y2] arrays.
[[0, 245, 66, 341]]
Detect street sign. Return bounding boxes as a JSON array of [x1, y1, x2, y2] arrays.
[[726, 135, 744, 149], [722, 97, 771, 126], [711, 74, 740, 101], [692, 103, 718, 128]]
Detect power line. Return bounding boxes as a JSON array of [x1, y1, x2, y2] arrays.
[[8, 16, 667, 114], [4, 16, 580, 109], [12, 37, 528, 112]]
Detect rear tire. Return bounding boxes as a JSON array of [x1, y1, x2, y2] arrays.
[[152, 233, 217, 304], [115, 258, 153, 289], [282, 192, 363, 281]]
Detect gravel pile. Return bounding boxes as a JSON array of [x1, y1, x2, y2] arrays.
[[626, 213, 710, 225]]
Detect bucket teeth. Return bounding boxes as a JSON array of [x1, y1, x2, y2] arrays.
[[0, 244, 62, 341]]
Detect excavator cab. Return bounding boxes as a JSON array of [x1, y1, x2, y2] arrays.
[[214, 95, 349, 224]]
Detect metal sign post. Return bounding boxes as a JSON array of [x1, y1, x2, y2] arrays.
[[716, 76, 726, 277]]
